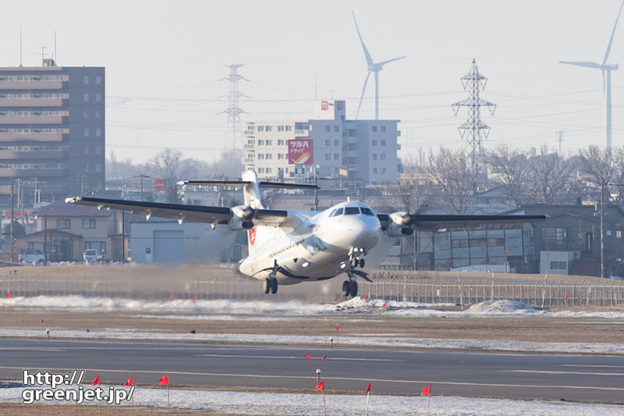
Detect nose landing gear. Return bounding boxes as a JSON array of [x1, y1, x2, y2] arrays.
[[342, 247, 371, 297], [342, 271, 358, 297]]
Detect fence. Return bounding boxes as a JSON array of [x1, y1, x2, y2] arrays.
[[1, 271, 624, 307], [363, 273, 624, 307]]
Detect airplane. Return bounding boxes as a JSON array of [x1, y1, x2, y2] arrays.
[[66, 170, 546, 296]]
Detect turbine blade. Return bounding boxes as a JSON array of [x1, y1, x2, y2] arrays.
[[377, 56, 407, 67], [356, 71, 371, 120], [352, 11, 373, 65], [603, 0, 624, 64], [559, 60, 603, 69]]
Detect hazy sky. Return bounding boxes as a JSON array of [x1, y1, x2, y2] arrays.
[[1, 0, 623, 164]]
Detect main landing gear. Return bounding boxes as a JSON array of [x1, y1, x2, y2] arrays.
[[264, 260, 279, 294]]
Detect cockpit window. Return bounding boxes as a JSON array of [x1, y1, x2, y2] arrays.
[[344, 207, 360, 215], [329, 209, 336, 217], [332, 208, 344, 216], [360, 207, 374, 216]]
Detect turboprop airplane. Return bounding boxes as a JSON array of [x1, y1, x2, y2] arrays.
[[65, 171, 546, 296]]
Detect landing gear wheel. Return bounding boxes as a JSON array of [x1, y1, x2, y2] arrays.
[[263, 279, 271, 294], [342, 280, 350, 297], [359, 258, 365, 268], [270, 278, 278, 294], [349, 281, 358, 297]]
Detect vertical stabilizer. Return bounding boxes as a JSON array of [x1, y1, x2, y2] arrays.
[[241, 171, 276, 253], [241, 171, 263, 209]]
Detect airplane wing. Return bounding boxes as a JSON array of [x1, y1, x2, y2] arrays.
[[65, 196, 289, 227], [378, 213, 547, 232]]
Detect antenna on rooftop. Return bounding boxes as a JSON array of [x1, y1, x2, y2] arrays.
[[557, 130, 564, 155], [39, 46, 46, 66], [19, 25, 22, 67]]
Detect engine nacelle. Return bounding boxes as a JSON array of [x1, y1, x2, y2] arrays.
[[228, 215, 254, 231], [229, 205, 255, 231], [386, 222, 414, 237], [389, 211, 415, 227]]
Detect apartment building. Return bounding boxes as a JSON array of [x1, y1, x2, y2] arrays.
[[244, 100, 400, 184], [0, 59, 105, 207]]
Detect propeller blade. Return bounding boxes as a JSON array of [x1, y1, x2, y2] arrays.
[[603, 0, 624, 64], [355, 71, 371, 120], [559, 60, 603, 69], [377, 56, 407, 67], [352, 11, 373, 65]]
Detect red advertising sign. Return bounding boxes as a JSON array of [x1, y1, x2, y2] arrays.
[[288, 139, 313, 165], [153, 178, 165, 191]]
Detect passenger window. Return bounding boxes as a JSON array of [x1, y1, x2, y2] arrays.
[[333, 208, 344, 216], [360, 207, 374, 216], [344, 207, 360, 215]]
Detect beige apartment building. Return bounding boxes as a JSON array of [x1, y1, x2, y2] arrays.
[[244, 100, 401, 184]]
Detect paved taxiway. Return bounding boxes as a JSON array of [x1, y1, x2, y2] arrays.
[[0, 339, 622, 403]]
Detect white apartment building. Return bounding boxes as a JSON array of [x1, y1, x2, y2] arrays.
[[243, 100, 400, 184]]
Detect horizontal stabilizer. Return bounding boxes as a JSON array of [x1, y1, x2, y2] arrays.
[[178, 180, 318, 190]]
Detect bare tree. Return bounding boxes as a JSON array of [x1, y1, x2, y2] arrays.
[[577, 146, 617, 202], [525, 147, 575, 204], [147, 148, 197, 180], [486, 145, 531, 208], [419, 148, 475, 214]]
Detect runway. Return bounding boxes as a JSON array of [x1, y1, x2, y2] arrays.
[[0, 339, 622, 403]]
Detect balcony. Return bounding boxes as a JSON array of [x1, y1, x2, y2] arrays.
[[344, 135, 358, 144], [0, 168, 66, 178], [244, 132, 255, 137], [0, 115, 66, 124], [244, 158, 255, 164], [0, 150, 67, 160], [0, 132, 65, 142], [0, 80, 65, 90], [295, 130, 309, 136], [243, 144, 255, 150], [0, 98, 66, 107]]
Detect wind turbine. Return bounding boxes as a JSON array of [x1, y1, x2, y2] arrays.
[[352, 12, 405, 120], [560, 0, 624, 150]]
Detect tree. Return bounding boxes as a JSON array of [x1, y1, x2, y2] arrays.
[[525, 147, 575, 205], [577, 146, 617, 202], [419, 148, 475, 214], [147, 148, 197, 180], [486, 145, 531, 208]]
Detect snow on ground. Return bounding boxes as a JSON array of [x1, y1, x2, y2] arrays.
[[0, 384, 622, 415], [2, 295, 624, 319], [0, 327, 622, 354], [466, 300, 538, 313]]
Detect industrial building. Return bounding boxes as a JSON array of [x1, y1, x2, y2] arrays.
[[0, 58, 105, 207], [244, 100, 401, 184]]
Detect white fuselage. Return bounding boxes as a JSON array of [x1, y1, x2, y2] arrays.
[[238, 202, 382, 284]]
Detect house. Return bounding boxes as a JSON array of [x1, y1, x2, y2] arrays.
[[508, 204, 624, 276], [15, 202, 123, 262]]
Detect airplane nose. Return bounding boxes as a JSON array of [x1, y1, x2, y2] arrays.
[[336, 218, 379, 250], [356, 223, 380, 249]]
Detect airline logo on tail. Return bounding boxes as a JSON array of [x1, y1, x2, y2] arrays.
[[249, 226, 257, 246]]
